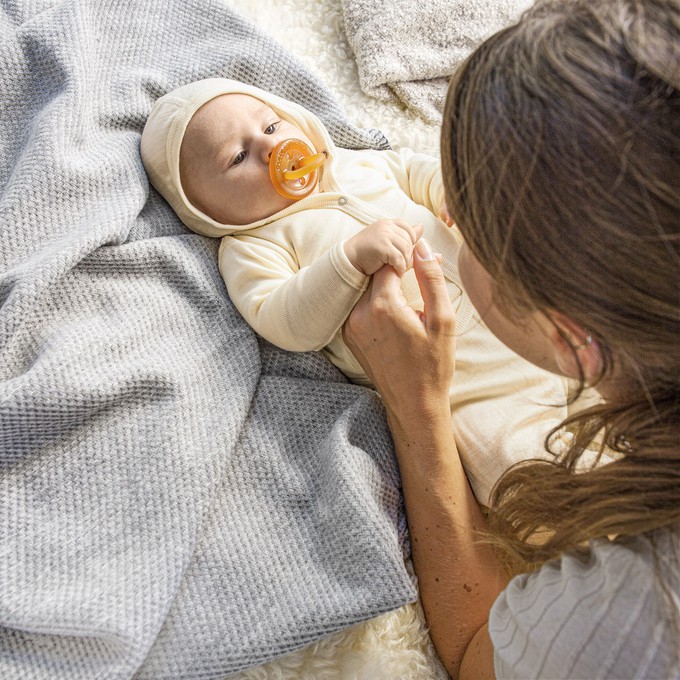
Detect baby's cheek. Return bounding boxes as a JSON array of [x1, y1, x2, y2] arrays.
[[273, 192, 296, 215]]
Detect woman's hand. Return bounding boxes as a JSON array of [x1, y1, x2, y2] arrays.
[[343, 238, 456, 423], [344, 239, 503, 679]]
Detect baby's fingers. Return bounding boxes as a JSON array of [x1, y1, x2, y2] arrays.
[[385, 244, 409, 276], [392, 222, 424, 271], [392, 220, 423, 246]]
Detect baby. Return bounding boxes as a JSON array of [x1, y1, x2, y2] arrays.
[[141, 78, 568, 504]]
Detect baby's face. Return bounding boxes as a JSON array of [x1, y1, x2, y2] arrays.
[[179, 93, 317, 225]]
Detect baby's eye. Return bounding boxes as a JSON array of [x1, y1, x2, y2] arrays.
[[233, 151, 246, 165], [265, 122, 279, 134]]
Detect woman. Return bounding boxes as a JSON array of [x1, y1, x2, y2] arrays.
[[344, 0, 680, 677]]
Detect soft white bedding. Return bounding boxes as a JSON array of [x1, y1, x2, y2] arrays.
[[226, 0, 446, 677]]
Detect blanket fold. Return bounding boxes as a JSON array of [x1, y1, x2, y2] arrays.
[[340, 0, 532, 123], [0, 1, 414, 677]]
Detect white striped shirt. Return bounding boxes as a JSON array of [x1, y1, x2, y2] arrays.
[[489, 525, 680, 679]]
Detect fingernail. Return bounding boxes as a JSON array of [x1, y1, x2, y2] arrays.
[[415, 237, 434, 261]]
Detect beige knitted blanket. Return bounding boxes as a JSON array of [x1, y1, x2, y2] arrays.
[[341, 0, 532, 122]]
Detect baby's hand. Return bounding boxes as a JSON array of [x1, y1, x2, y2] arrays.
[[344, 219, 424, 276]]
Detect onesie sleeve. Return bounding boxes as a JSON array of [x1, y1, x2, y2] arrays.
[[376, 148, 445, 217], [489, 531, 679, 679], [218, 235, 368, 352]]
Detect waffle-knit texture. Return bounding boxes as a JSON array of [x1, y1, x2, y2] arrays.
[[0, 1, 414, 677]]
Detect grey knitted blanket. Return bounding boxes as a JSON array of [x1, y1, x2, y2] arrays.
[[341, 0, 532, 123], [0, 1, 416, 677]]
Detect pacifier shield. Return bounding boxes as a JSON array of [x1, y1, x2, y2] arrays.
[[269, 138, 326, 200]]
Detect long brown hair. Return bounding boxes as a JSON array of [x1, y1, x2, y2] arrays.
[[441, 0, 680, 567]]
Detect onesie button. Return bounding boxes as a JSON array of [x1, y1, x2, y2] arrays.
[[338, 196, 348, 206]]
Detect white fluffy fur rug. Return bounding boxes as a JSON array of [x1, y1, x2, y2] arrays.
[[223, 0, 447, 677], [232, 597, 446, 679]]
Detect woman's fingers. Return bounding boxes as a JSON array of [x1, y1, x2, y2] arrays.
[[344, 265, 406, 353], [343, 245, 457, 415], [369, 260, 412, 310], [365, 237, 454, 337], [413, 239, 456, 335]]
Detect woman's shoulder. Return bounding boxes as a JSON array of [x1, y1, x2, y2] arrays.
[[489, 524, 680, 679]]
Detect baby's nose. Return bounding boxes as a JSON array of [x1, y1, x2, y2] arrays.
[[260, 135, 279, 163]]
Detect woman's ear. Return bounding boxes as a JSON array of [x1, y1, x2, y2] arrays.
[[548, 311, 603, 383]]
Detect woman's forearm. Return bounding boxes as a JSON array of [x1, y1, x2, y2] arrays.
[[386, 398, 507, 678], [343, 250, 507, 677]]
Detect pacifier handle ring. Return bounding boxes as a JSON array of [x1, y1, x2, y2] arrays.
[[269, 138, 327, 200], [283, 152, 326, 181]]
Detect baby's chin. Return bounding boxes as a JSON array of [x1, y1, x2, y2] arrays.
[[220, 198, 294, 226], [209, 184, 322, 226]]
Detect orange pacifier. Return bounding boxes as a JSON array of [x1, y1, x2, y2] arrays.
[[269, 138, 327, 200]]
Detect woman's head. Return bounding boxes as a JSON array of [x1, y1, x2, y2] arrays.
[[442, 0, 680, 560], [443, 0, 679, 400]]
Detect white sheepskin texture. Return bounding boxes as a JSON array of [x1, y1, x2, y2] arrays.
[[231, 598, 448, 679], [220, 1, 446, 676]]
